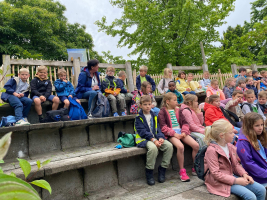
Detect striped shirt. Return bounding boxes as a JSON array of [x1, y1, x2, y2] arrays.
[[168, 110, 180, 129]]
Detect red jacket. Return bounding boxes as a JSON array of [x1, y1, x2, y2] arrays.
[[204, 103, 227, 126], [158, 107, 190, 139]]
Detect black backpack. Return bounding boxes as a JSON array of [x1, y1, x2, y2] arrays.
[[240, 103, 259, 113], [220, 106, 239, 127], [44, 108, 70, 122]]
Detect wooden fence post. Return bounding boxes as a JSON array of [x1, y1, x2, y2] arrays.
[[133, 69, 136, 86], [218, 69, 224, 89], [73, 58, 80, 87], [251, 64, 257, 71], [202, 64, 208, 72], [125, 62, 134, 92], [167, 63, 173, 70], [2, 55, 11, 85], [231, 64, 237, 75]]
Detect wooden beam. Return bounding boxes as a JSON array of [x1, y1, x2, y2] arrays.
[[172, 66, 202, 71]]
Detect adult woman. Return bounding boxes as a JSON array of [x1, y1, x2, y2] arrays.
[[74, 59, 101, 118]]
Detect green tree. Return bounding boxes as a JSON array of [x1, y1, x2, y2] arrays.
[[95, 0, 236, 73], [0, 0, 104, 63]]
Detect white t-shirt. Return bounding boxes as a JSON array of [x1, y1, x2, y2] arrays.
[[91, 74, 98, 87], [219, 144, 230, 159], [144, 114, 152, 133]]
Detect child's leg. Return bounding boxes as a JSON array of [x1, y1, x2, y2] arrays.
[[181, 135, 199, 163], [182, 91, 189, 95], [158, 140, 173, 168], [146, 141, 159, 170], [169, 137, 185, 170], [107, 94, 117, 114], [190, 132, 205, 148], [48, 95, 59, 110], [116, 94, 126, 113], [120, 93, 126, 98], [20, 97, 33, 119], [189, 91, 196, 95], [63, 99, 70, 108], [33, 97, 42, 115], [7, 95, 24, 121], [126, 93, 134, 98]]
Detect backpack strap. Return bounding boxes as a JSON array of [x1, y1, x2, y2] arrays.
[[162, 78, 165, 90], [184, 107, 192, 114]]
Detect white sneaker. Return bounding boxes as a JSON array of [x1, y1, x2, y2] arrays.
[[87, 114, 93, 119], [24, 118, 28, 122], [16, 119, 30, 126]]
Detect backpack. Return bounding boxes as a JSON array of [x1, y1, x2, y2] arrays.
[[240, 102, 259, 113], [91, 92, 110, 118], [68, 97, 87, 120], [0, 116, 16, 127], [44, 108, 70, 122], [117, 131, 136, 147], [161, 78, 165, 90], [220, 106, 239, 127], [130, 91, 154, 114]]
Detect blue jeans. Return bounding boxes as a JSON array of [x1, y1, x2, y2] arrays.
[[231, 175, 266, 200], [182, 91, 196, 95], [82, 90, 100, 114], [7, 96, 33, 121]]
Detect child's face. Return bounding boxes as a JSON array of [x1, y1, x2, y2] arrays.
[[167, 97, 178, 109], [253, 119, 264, 136], [18, 72, 29, 82], [168, 83, 176, 92], [241, 71, 246, 76], [211, 98, 220, 108], [230, 80, 236, 87], [107, 69, 115, 76], [264, 72, 267, 78], [253, 72, 258, 77], [222, 129, 235, 144], [258, 96, 267, 105], [146, 85, 151, 94], [240, 83, 246, 89], [211, 82, 219, 90], [140, 70, 147, 77], [168, 71, 173, 78], [192, 97, 198, 108], [246, 93, 256, 103], [59, 74, 67, 81], [37, 70, 47, 79], [203, 73, 209, 79], [120, 75, 126, 81], [180, 73, 186, 79], [233, 93, 243, 102], [247, 79, 253, 85], [187, 75, 193, 81], [140, 101, 151, 114], [247, 72, 252, 77]]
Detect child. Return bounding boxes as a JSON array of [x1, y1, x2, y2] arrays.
[[166, 81, 183, 106], [225, 90, 244, 122], [158, 93, 199, 181], [237, 113, 267, 188], [136, 65, 156, 92], [246, 77, 258, 98], [176, 71, 196, 95], [235, 67, 246, 86], [199, 71, 211, 91], [30, 66, 60, 123], [186, 73, 203, 93], [101, 66, 126, 117], [242, 90, 266, 121], [54, 69, 80, 108], [136, 81, 160, 116], [260, 70, 267, 91], [204, 119, 265, 199], [258, 91, 267, 116], [236, 80, 248, 100], [157, 68, 173, 95], [180, 94, 205, 147], [246, 69, 253, 78], [135, 95, 173, 185], [117, 71, 133, 98], [223, 77, 236, 99], [1, 68, 32, 126]]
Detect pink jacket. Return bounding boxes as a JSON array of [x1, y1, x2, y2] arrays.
[[206, 87, 225, 100], [204, 143, 247, 197], [180, 104, 205, 134]]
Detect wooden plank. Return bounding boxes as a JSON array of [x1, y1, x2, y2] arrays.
[[98, 63, 126, 69], [172, 66, 202, 70], [10, 59, 74, 67], [256, 65, 267, 69], [236, 66, 251, 69]]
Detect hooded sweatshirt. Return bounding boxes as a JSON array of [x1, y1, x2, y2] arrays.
[[176, 78, 190, 93], [204, 103, 227, 126], [206, 87, 225, 100]]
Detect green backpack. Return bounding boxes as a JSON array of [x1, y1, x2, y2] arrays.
[[117, 131, 136, 148]]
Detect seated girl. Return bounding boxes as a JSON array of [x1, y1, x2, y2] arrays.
[[157, 68, 173, 95], [186, 73, 204, 94], [176, 71, 196, 95]]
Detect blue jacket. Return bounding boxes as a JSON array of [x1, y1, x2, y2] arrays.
[[223, 86, 234, 99], [117, 79, 127, 93], [246, 84, 258, 98], [136, 74, 156, 91], [236, 129, 267, 184], [54, 79, 75, 97], [74, 67, 101, 99], [134, 109, 165, 148], [1, 77, 30, 102]]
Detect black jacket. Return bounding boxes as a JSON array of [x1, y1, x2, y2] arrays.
[[30, 77, 52, 99]]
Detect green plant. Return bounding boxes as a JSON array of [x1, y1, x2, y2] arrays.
[[0, 132, 52, 199]]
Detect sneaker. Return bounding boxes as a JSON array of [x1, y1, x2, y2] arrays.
[[113, 112, 119, 117], [179, 168, 190, 182], [191, 168, 197, 176], [24, 118, 28, 122], [121, 112, 126, 116], [15, 119, 30, 126], [87, 114, 93, 119]]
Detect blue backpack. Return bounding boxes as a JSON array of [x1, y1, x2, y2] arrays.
[[68, 97, 87, 120], [91, 92, 110, 118], [0, 116, 16, 127]]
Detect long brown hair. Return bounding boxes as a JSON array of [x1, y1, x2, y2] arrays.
[[141, 81, 151, 94], [162, 92, 177, 108], [242, 113, 267, 150], [184, 94, 197, 107]]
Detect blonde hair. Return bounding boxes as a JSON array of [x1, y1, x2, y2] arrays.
[[246, 77, 253, 82], [187, 73, 194, 76], [211, 79, 218, 85], [260, 70, 266, 76], [244, 89, 255, 97], [118, 71, 126, 77], [203, 71, 210, 75], [162, 92, 177, 107], [57, 69, 67, 77], [19, 68, 29, 74], [247, 69, 252, 74], [140, 65, 148, 72], [208, 94, 220, 103], [106, 66, 115, 72], [163, 68, 172, 79], [242, 113, 267, 150], [184, 94, 197, 106], [140, 95, 152, 105], [37, 66, 48, 72], [204, 119, 233, 145], [258, 91, 267, 99], [141, 81, 151, 94], [225, 77, 235, 87]]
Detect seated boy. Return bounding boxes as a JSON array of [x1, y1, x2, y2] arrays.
[[241, 89, 266, 120], [236, 80, 248, 99], [225, 90, 244, 122], [260, 70, 267, 91], [136, 65, 156, 92], [223, 77, 236, 99], [101, 66, 126, 116], [117, 71, 133, 98], [166, 81, 183, 106], [246, 77, 258, 98], [54, 69, 80, 108], [186, 73, 203, 93], [258, 91, 267, 116], [199, 71, 211, 91], [235, 67, 246, 86], [1, 68, 32, 126], [134, 95, 173, 185], [30, 66, 60, 123]]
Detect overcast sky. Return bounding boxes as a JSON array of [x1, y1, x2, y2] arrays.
[[58, 0, 254, 60]]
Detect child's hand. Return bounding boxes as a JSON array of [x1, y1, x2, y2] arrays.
[[195, 108, 201, 114], [154, 140, 161, 148], [76, 99, 81, 104], [151, 104, 155, 108], [68, 95, 73, 98], [127, 89, 129, 93], [199, 85, 202, 89], [243, 174, 254, 184], [113, 92, 118, 96], [92, 85, 99, 90], [158, 138, 164, 144], [181, 132, 186, 138], [233, 129, 238, 134], [19, 93, 24, 97], [186, 88, 190, 91], [13, 92, 20, 98], [40, 96, 46, 102], [235, 177, 249, 186], [63, 80, 68, 83]]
